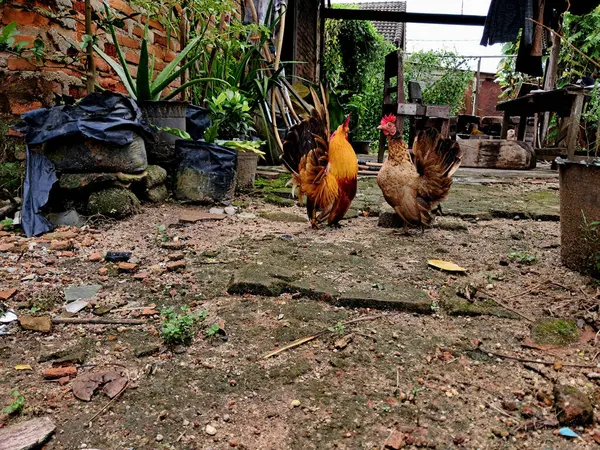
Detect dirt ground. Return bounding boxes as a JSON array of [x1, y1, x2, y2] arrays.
[[2, 167, 600, 449]]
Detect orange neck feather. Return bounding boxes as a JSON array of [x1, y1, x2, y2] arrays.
[[329, 129, 358, 179]]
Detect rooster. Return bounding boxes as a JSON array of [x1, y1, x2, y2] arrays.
[[281, 89, 358, 228], [377, 114, 462, 233]]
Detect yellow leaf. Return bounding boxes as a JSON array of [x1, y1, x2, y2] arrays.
[[553, 359, 563, 371], [427, 260, 467, 273], [14, 364, 32, 371]]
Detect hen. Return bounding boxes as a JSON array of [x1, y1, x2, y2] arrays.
[[377, 114, 462, 233], [281, 89, 358, 228]]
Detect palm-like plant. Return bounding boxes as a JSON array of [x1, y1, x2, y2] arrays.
[[94, 4, 228, 102]]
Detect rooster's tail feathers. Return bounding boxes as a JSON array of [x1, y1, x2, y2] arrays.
[[413, 128, 462, 178]]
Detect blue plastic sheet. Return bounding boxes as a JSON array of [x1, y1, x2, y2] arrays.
[[21, 147, 57, 237], [14, 92, 153, 237]]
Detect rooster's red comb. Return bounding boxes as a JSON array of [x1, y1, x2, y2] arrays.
[[380, 114, 396, 126]]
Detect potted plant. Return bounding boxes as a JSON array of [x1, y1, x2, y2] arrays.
[[93, 5, 227, 166], [205, 89, 264, 190]]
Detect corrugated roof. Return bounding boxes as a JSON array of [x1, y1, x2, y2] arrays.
[[353, 1, 406, 47]]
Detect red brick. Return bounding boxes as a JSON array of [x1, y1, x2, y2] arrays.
[[125, 50, 139, 65], [2, 8, 49, 27], [149, 45, 165, 61], [13, 35, 35, 49], [0, 288, 16, 300], [10, 101, 42, 116], [104, 42, 117, 58], [109, 0, 136, 16], [164, 50, 176, 63], [93, 56, 111, 73], [116, 33, 140, 50], [74, 2, 85, 14], [42, 366, 77, 379], [7, 57, 37, 71], [166, 261, 186, 272], [118, 262, 137, 272], [153, 33, 167, 47], [50, 240, 73, 251], [132, 26, 145, 38], [88, 252, 102, 262]]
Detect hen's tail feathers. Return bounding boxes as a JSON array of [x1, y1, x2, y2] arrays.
[[413, 128, 463, 178]]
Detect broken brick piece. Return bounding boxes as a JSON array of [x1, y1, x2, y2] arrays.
[[50, 240, 73, 251], [88, 252, 102, 262], [118, 262, 137, 273], [166, 261, 186, 272], [0, 288, 17, 300], [42, 366, 77, 380]]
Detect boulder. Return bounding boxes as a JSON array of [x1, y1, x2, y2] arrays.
[[87, 188, 140, 218], [554, 384, 593, 425], [145, 184, 169, 203], [47, 210, 84, 227], [145, 165, 168, 189], [457, 139, 536, 170], [39, 134, 147, 173]]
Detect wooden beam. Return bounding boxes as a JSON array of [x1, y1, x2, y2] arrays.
[[566, 93, 585, 160], [323, 8, 486, 26]]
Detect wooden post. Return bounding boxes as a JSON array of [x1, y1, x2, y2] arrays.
[[501, 111, 510, 139], [472, 57, 481, 116], [566, 92, 585, 160], [517, 116, 527, 141], [541, 33, 561, 145], [85, 0, 95, 94]]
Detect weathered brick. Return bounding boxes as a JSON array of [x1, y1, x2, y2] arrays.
[[7, 57, 37, 71], [125, 50, 139, 65], [2, 8, 49, 27], [116, 33, 140, 50], [109, 0, 136, 16], [103, 42, 117, 58], [153, 33, 167, 47], [10, 100, 43, 115]]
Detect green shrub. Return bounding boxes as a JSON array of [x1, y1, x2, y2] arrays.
[[160, 306, 206, 347]]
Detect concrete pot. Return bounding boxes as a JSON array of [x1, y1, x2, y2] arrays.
[[351, 140, 371, 155], [558, 159, 600, 276], [236, 151, 259, 190]]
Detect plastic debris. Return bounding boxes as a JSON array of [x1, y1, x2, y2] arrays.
[[15, 364, 32, 371], [65, 300, 89, 313], [558, 427, 580, 438], [0, 311, 18, 323], [104, 252, 132, 262]]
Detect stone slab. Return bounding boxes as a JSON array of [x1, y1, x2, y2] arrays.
[[179, 211, 227, 223]]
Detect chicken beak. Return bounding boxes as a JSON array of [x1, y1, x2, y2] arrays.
[[377, 125, 383, 130]]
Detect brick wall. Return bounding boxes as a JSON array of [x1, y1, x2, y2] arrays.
[[0, 0, 180, 117], [462, 73, 503, 118]]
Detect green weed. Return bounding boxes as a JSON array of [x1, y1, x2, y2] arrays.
[[2, 391, 24, 415], [160, 306, 206, 347], [508, 250, 538, 265]]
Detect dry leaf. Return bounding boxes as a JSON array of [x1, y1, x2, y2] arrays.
[[14, 364, 32, 371], [427, 260, 467, 273], [553, 359, 564, 371]]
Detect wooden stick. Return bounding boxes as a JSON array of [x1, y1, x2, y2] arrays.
[[479, 347, 598, 369], [52, 318, 145, 325], [263, 313, 388, 358], [87, 372, 129, 426], [479, 290, 535, 322]]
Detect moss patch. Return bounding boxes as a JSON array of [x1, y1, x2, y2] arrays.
[[263, 193, 294, 207], [87, 188, 141, 218], [531, 319, 579, 346]]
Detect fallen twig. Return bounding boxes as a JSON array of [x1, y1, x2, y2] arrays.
[[262, 314, 388, 359], [479, 290, 535, 322], [487, 402, 519, 419], [52, 318, 145, 325], [478, 347, 598, 369], [504, 280, 549, 301]]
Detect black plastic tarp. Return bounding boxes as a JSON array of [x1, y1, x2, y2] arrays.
[[14, 92, 152, 146], [14, 92, 152, 237], [186, 105, 212, 141]]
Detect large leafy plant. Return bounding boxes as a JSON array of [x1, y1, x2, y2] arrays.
[[206, 89, 255, 140], [94, 5, 225, 102]]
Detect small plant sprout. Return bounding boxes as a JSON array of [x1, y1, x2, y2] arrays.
[[508, 250, 538, 265], [2, 391, 24, 415], [160, 306, 206, 347], [204, 324, 221, 339], [153, 224, 168, 242], [328, 321, 345, 334]]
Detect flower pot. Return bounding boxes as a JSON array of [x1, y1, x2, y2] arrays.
[[351, 140, 371, 155], [558, 159, 600, 276], [174, 140, 237, 203], [236, 151, 259, 190], [140, 101, 188, 168]]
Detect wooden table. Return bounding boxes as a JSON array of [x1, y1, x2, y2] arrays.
[[496, 87, 590, 160]]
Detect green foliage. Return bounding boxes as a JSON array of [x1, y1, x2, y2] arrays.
[[0, 162, 21, 196], [219, 140, 266, 158], [324, 14, 393, 141], [204, 323, 221, 339], [559, 7, 600, 85], [0, 22, 44, 60], [404, 50, 473, 115], [160, 306, 206, 347], [153, 224, 167, 242], [508, 250, 538, 265], [2, 391, 24, 416], [328, 321, 345, 334], [207, 89, 255, 139], [0, 218, 13, 230], [94, 4, 227, 102]]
